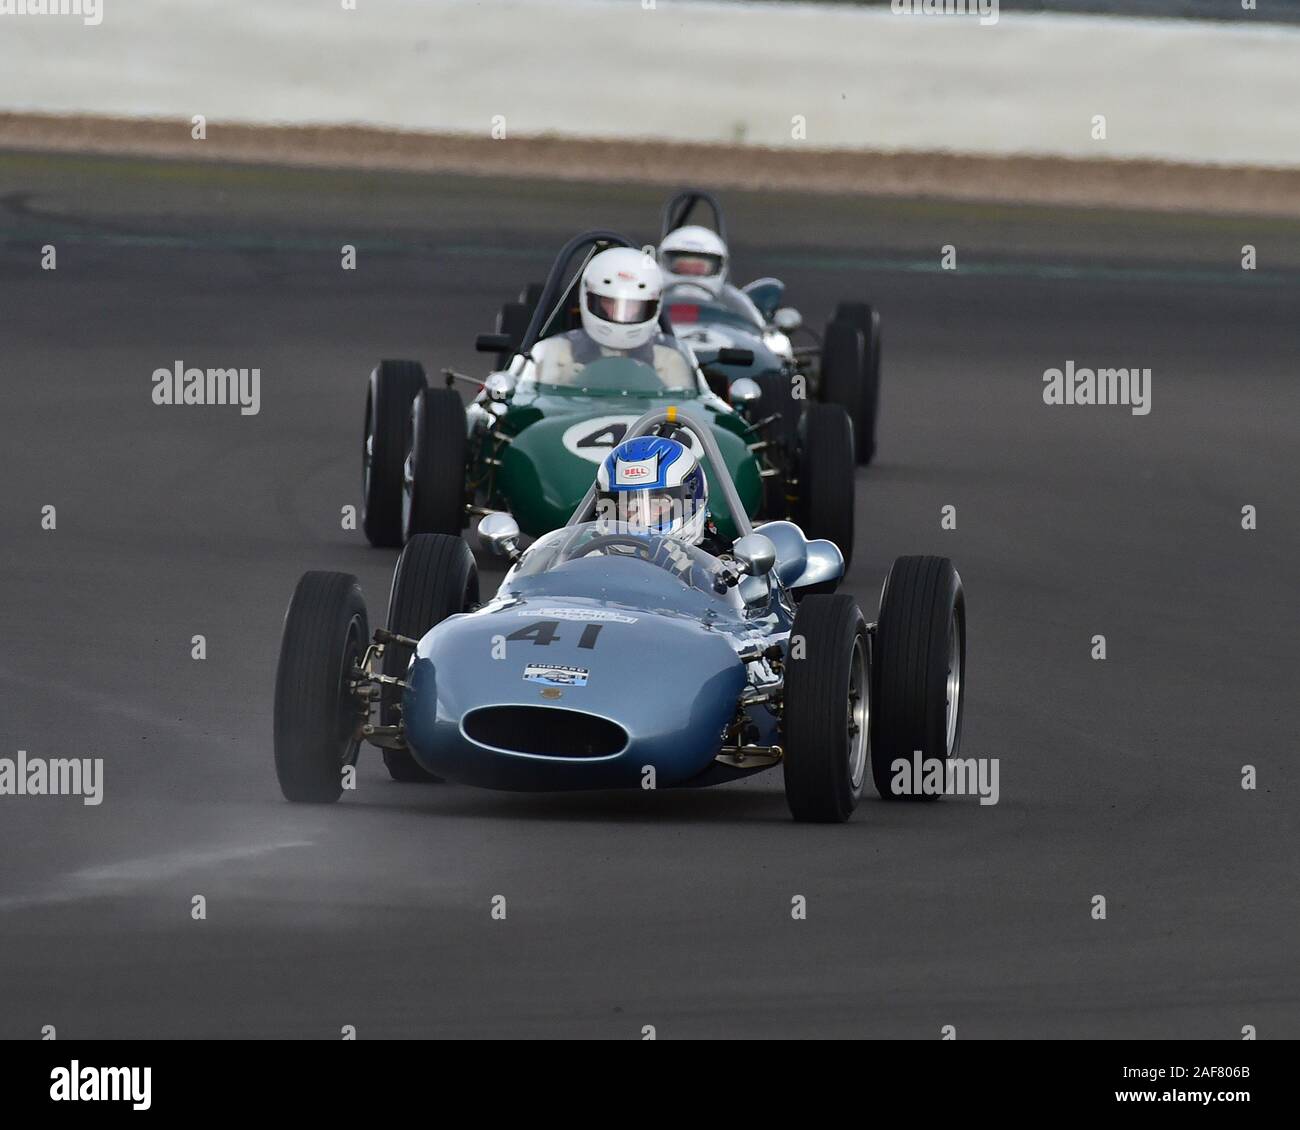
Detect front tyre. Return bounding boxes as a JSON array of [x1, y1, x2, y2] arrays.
[[380, 533, 480, 783], [273, 572, 369, 803], [363, 360, 426, 548], [832, 302, 881, 466], [871, 556, 965, 801], [796, 402, 855, 567], [782, 594, 870, 823], [402, 387, 468, 541]]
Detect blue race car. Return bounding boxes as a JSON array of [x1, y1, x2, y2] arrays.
[[273, 410, 964, 822]]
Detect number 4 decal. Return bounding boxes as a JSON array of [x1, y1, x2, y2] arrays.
[[506, 621, 604, 649]]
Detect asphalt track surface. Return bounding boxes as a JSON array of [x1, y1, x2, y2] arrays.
[[0, 153, 1296, 1039]]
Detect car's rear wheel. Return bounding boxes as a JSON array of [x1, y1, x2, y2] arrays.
[[380, 533, 480, 782], [402, 387, 468, 541], [820, 319, 870, 464], [274, 572, 369, 803], [833, 302, 881, 465], [796, 402, 855, 566], [363, 360, 426, 547], [871, 556, 965, 801], [782, 594, 870, 822], [495, 300, 530, 370]]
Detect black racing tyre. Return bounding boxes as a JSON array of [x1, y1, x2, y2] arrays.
[[752, 370, 801, 519], [870, 556, 966, 801], [796, 402, 855, 566], [402, 387, 468, 541], [380, 533, 480, 782], [782, 594, 870, 823], [755, 369, 802, 449], [819, 319, 869, 463], [363, 360, 426, 548], [521, 281, 545, 312], [495, 301, 531, 370], [833, 302, 881, 465], [273, 571, 369, 803]]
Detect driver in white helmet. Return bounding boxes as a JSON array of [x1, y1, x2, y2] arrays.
[[658, 223, 773, 344], [526, 247, 698, 390], [658, 224, 729, 300]]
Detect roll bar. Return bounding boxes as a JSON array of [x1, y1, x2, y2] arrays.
[[565, 406, 753, 539], [520, 229, 673, 355], [660, 188, 728, 244]]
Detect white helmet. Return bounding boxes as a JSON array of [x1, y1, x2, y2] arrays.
[[579, 247, 663, 351], [658, 225, 728, 298]]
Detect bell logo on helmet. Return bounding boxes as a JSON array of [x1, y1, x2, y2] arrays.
[[616, 458, 657, 484]]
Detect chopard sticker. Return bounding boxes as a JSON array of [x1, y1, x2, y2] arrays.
[[521, 609, 637, 624], [523, 664, 589, 688]]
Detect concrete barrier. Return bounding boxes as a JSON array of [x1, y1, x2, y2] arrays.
[[1, 0, 1297, 167]]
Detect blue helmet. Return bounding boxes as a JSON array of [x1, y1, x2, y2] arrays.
[[595, 435, 708, 544]]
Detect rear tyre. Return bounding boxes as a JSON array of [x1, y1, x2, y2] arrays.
[[782, 594, 870, 822], [796, 402, 855, 566], [363, 360, 426, 547], [380, 534, 480, 782], [871, 556, 966, 801], [274, 572, 369, 803], [833, 302, 881, 465], [495, 301, 531, 370], [521, 281, 545, 311], [820, 320, 869, 464], [402, 387, 468, 541]]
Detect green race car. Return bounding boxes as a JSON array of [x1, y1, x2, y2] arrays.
[[361, 230, 856, 559]]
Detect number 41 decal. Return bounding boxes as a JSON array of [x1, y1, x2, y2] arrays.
[[506, 620, 604, 649]]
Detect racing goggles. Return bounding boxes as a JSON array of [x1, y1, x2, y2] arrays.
[[587, 292, 660, 325]]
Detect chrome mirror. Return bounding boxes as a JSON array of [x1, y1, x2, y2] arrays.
[[477, 512, 521, 559], [731, 533, 776, 577]]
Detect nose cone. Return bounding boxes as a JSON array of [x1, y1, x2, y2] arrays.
[[402, 601, 745, 790]]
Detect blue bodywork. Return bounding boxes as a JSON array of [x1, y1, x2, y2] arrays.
[[401, 524, 800, 791]]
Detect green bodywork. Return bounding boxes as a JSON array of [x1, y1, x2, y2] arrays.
[[479, 357, 762, 540]]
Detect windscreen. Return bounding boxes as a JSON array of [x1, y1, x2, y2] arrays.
[[512, 522, 729, 597]]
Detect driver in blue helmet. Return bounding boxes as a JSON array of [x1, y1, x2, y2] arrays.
[[594, 434, 727, 555]]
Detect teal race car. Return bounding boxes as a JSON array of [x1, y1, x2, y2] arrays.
[[360, 230, 857, 560], [656, 188, 882, 466]]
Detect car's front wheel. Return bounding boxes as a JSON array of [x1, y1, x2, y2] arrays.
[[796, 402, 855, 567], [782, 594, 871, 822], [273, 572, 369, 803], [871, 556, 965, 801], [832, 302, 881, 466], [402, 387, 468, 541], [380, 533, 480, 783], [363, 360, 427, 548]]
